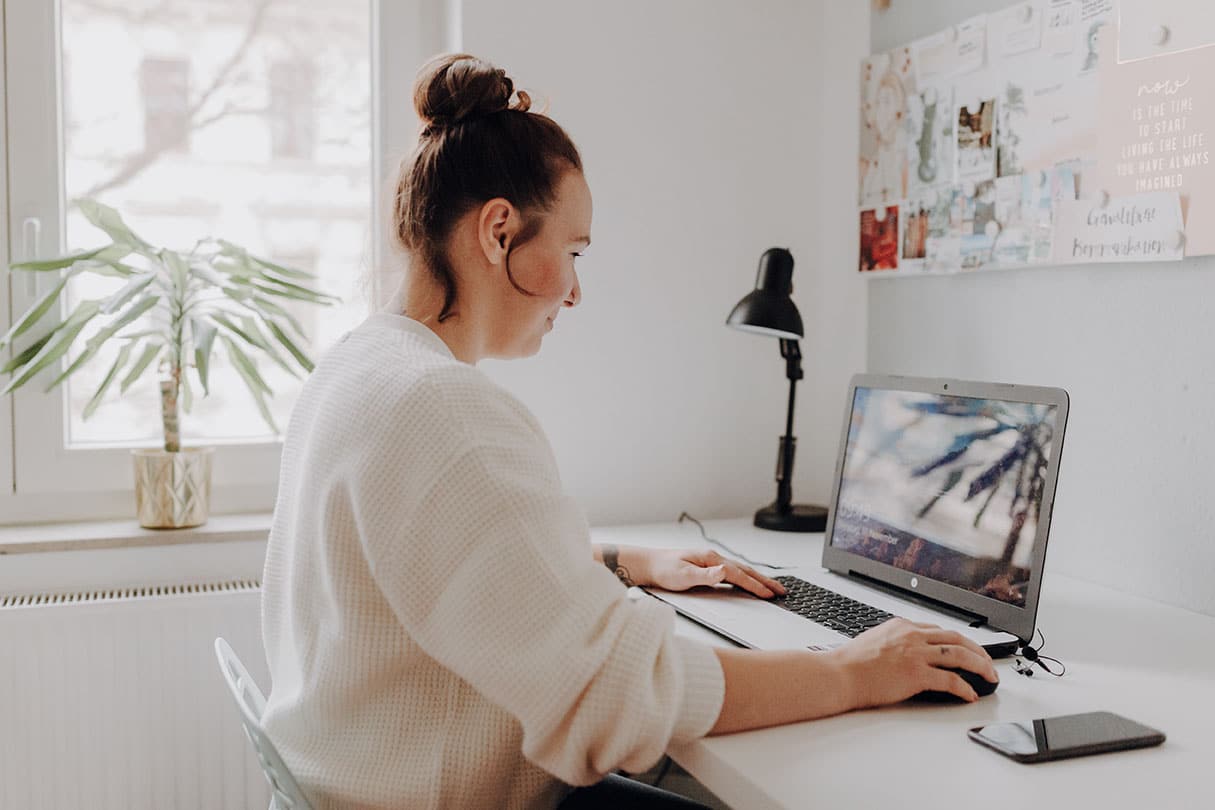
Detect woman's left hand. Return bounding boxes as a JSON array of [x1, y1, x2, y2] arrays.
[[644, 548, 787, 599]]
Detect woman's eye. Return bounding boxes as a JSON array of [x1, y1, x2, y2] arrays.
[[571, 252, 583, 260]]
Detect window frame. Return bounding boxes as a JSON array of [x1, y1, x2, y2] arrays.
[[0, 10, 12, 502], [1, 0, 442, 524]]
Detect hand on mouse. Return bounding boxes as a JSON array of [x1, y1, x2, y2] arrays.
[[829, 617, 999, 708]]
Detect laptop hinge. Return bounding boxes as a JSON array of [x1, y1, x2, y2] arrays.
[[846, 569, 989, 627]]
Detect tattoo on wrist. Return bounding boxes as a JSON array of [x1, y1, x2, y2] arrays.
[[601, 544, 636, 587]]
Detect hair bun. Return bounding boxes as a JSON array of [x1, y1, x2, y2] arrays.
[[414, 53, 532, 135]]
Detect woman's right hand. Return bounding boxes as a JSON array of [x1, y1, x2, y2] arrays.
[[830, 618, 999, 707]]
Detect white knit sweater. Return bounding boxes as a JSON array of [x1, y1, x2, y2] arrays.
[[261, 313, 726, 809]]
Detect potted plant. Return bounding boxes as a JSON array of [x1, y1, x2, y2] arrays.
[[0, 200, 337, 528]]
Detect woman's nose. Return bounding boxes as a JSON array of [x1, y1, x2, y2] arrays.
[[564, 273, 581, 308]]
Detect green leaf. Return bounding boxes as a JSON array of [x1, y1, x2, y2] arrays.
[[86, 265, 135, 281], [216, 240, 314, 282], [81, 340, 134, 420], [116, 328, 166, 342], [87, 261, 137, 279], [210, 254, 251, 279], [264, 318, 314, 373], [3, 300, 103, 394], [0, 268, 81, 351], [92, 293, 159, 346], [162, 250, 190, 295], [44, 293, 159, 390], [237, 315, 299, 378], [9, 247, 107, 272], [1, 333, 53, 375], [214, 239, 245, 259], [188, 261, 231, 290], [247, 295, 307, 338], [249, 277, 336, 305], [75, 199, 150, 249], [191, 318, 217, 395], [246, 252, 318, 280], [255, 271, 337, 301], [220, 335, 271, 394], [120, 342, 162, 394], [208, 312, 257, 346], [214, 241, 332, 302], [100, 272, 156, 314], [3, 301, 102, 395], [221, 287, 255, 304], [221, 335, 278, 432]]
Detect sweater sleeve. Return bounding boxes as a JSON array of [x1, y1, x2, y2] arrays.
[[350, 371, 725, 785]]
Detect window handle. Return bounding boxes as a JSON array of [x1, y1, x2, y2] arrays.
[[21, 217, 41, 296]]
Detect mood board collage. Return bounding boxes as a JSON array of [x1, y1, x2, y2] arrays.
[[858, 0, 1215, 276]]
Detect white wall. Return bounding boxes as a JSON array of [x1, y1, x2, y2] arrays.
[[871, 0, 1215, 617], [453, 1, 870, 526]]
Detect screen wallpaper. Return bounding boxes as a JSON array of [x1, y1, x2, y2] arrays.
[[831, 388, 1058, 607]]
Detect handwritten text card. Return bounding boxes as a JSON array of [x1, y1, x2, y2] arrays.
[[1051, 191, 1183, 263]]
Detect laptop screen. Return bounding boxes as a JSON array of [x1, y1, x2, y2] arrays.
[[828, 385, 1061, 609]]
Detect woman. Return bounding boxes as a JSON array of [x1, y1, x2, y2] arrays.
[[261, 53, 997, 810]]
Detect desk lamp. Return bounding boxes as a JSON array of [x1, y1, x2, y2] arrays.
[[726, 247, 828, 532]]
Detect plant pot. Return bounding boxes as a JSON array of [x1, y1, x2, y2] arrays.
[[132, 447, 215, 529]]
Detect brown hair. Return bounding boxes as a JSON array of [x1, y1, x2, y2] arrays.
[[394, 53, 583, 322]]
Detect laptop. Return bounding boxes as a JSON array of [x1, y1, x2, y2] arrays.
[[648, 374, 1069, 657]]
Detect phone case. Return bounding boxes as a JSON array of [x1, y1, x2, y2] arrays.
[[967, 711, 1166, 763]]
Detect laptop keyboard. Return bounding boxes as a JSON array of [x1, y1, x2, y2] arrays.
[[771, 576, 895, 638]]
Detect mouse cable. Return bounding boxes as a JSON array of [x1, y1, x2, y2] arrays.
[[1014, 628, 1066, 678], [677, 512, 795, 570]]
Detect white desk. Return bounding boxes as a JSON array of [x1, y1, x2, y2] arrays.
[[592, 519, 1215, 810]]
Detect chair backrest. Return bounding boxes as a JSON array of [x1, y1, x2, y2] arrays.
[[214, 637, 315, 810]]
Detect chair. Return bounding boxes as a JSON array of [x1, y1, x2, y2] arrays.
[[214, 637, 315, 810]]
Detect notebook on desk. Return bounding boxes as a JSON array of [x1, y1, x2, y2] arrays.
[[649, 374, 1070, 657]]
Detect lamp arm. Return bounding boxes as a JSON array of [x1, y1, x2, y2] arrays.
[[775, 339, 804, 512]]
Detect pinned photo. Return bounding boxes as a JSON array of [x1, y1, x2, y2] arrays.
[[907, 85, 956, 193], [1022, 169, 1055, 263], [992, 175, 1031, 266], [957, 98, 997, 182], [1076, 2, 1113, 77], [925, 185, 961, 273], [901, 189, 932, 272], [859, 206, 900, 272], [1078, 18, 1105, 74], [996, 80, 1028, 178], [860, 47, 914, 206], [958, 179, 997, 269]]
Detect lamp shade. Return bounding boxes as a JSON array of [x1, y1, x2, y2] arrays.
[[725, 247, 804, 340]]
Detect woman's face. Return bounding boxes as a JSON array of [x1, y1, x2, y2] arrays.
[[490, 170, 592, 358]]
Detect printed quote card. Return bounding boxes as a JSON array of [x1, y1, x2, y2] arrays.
[[1096, 34, 1215, 254]]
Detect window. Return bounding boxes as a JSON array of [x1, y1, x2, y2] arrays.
[[139, 58, 191, 153], [269, 61, 317, 160], [60, 0, 372, 449], [2, 0, 432, 523]]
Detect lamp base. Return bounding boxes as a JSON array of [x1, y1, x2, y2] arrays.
[[753, 502, 828, 533]]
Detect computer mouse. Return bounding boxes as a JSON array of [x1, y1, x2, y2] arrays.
[[910, 667, 999, 703]]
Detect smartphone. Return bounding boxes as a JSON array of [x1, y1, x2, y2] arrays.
[[968, 711, 1165, 763]]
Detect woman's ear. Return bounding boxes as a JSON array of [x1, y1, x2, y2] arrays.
[[478, 198, 517, 265]]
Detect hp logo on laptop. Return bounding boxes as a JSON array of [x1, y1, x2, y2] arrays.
[[910, 577, 919, 589]]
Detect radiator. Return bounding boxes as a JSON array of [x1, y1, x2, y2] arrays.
[[0, 581, 273, 809]]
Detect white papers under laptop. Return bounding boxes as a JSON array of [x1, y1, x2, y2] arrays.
[[650, 374, 1069, 656]]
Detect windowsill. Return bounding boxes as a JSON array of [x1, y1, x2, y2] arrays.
[[0, 512, 272, 555]]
